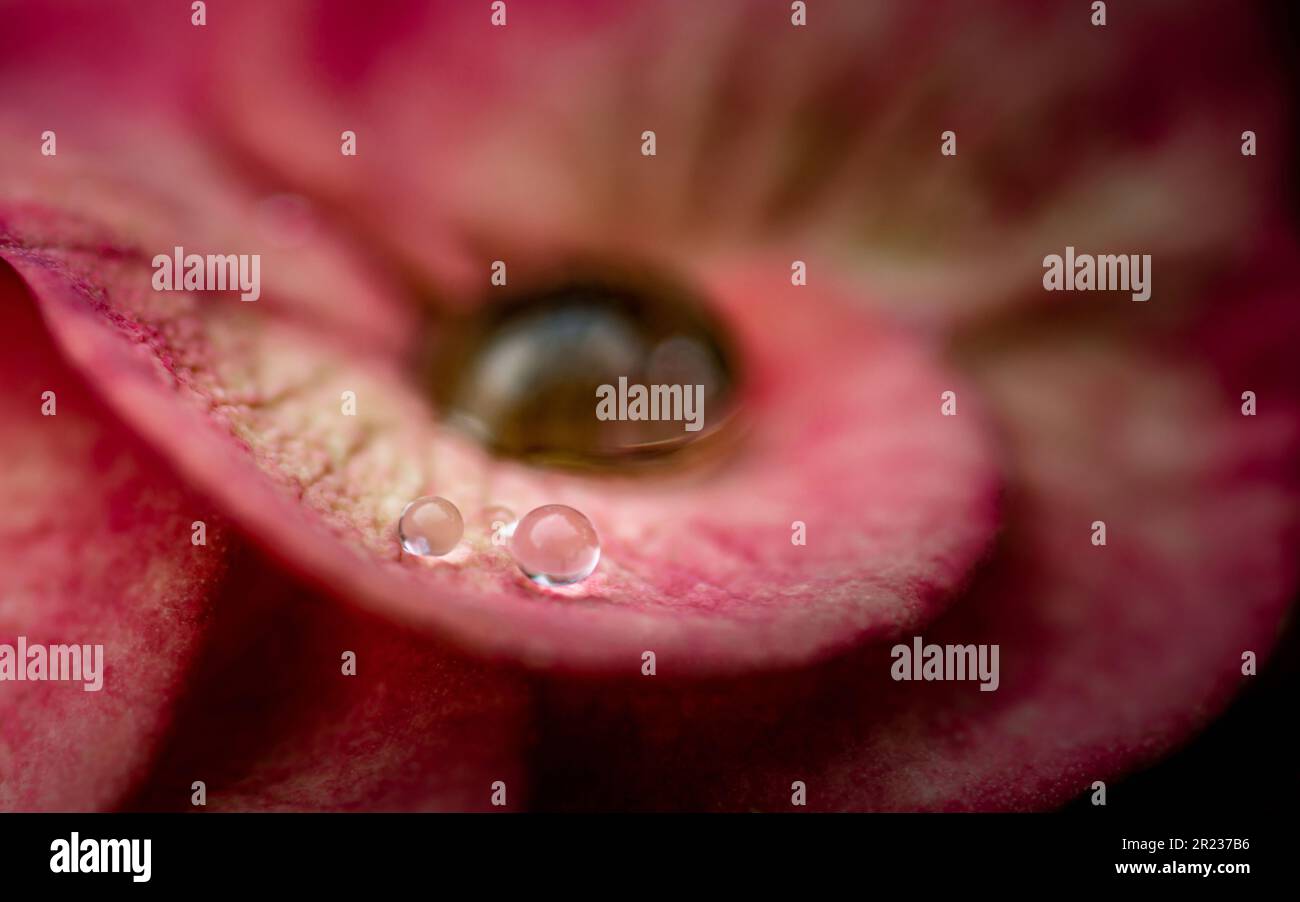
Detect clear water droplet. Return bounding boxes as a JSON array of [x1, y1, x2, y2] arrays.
[[480, 504, 516, 546], [508, 504, 600, 586], [398, 496, 464, 557]]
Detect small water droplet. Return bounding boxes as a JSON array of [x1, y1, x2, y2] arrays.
[[398, 496, 464, 557], [508, 504, 600, 587], [480, 504, 517, 546]]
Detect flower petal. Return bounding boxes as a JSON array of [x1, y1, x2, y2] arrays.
[[207, 0, 1283, 325], [0, 126, 1002, 672], [0, 262, 229, 810], [526, 297, 1299, 808], [126, 549, 533, 812]]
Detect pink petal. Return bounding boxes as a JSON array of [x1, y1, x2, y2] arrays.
[[0, 262, 228, 810], [526, 292, 1300, 809], [126, 550, 532, 812], [204, 0, 1283, 325], [2, 237, 531, 812], [0, 129, 1001, 672], [0, 205, 1000, 672]]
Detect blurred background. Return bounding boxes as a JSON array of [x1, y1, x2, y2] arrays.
[[1063, 0, 1300, 813]]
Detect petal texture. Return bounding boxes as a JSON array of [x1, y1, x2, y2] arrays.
[[0, 262, 229, 810]]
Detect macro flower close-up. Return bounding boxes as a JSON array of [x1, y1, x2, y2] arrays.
[[0, 0, 1297, 827]]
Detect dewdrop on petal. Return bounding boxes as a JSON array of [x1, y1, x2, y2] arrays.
[[398, 496, 464, 556], [508, 504, 601, 587]]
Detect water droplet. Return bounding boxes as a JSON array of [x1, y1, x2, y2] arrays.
[[480, 504, 516, 546], [508, 504, 601, 587], [398, 496, 464, 557], [425, 267, 739, 469]]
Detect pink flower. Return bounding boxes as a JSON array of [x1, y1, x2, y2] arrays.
[[0, 0, 1295, 811]]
